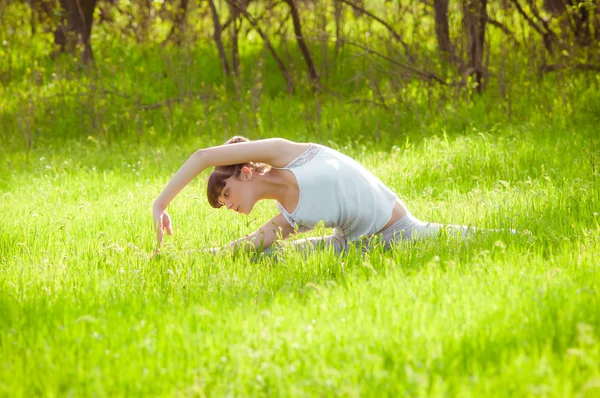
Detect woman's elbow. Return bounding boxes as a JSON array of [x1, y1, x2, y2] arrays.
[[193, 148, 206, 159]]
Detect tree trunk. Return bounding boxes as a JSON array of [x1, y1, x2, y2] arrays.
[[30, 0, 37, 35], [136, 0, 153, 42], [54, 0, 98, 64], [231, 19, 241, 75], [226, 0, 295, 93], [434, 0, 452, 57], [333, 0, 343, 59], [569, 0, 592, 46], [164, 0, 189, 45], [284, 0, 319, 90], [228, 1, 243, 75], [543, 0, 566, 15], [208, 0, 231, 76], [463, 0, 487, 92]]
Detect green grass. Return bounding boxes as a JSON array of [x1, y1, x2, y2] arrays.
[[2, 119, 600, 396]]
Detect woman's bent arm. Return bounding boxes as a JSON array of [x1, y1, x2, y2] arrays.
[[153, 138, 304, 248], [221, 213, 295, 253], [154, 138, 302, 210], [153, 150, 207, 210]]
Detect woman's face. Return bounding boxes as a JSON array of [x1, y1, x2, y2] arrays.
[[218, 168, 256, 215]]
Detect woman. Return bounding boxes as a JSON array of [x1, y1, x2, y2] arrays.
[[153, 136, 489, 254]]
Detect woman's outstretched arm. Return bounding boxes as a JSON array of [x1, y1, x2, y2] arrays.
[[154, 138, 296, 210], [213, 213, 296, 254]]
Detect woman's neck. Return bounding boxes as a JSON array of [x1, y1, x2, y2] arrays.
[[255, 168, 298, 206]]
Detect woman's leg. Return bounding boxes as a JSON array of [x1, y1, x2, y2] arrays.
[[261, 230, 348, 256], [378, 212, 510, 247], [286, 231, 348, 254]]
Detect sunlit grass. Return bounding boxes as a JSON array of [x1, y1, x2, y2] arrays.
[[1, 119, 599, 396]]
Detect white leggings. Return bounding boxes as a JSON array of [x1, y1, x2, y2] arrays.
[[270, 212, 512, 254]]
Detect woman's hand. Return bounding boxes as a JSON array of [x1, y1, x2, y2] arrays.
[[181, 247, 222, 255], [207, 247, 222, 255], [153, 203, 173, 249]]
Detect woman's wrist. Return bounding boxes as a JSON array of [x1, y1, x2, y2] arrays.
[[153, 199, 168, 211]]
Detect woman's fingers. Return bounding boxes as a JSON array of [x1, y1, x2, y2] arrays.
[[153, 209, 173, 249], [154, 213, 164, 246], [156, 222, 163, 246], [164, 213, 173, 236]]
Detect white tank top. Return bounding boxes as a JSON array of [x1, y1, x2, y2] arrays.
[[274, 143, 399, 241]]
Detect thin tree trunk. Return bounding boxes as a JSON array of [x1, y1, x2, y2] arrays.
[[333, 0, 342, 59], [229, 1, 242, 75], [228, 0, 249, 75], [30, 0, 37, 35], [463, 0, 487, 93], [227, 0, 294, 93], [231, 18, 240, 75], [284, 0, 319, 90], [136, 0, 153, 42], [164, 0, 189, 45], [54, 0, 98, 64], [569, 0, 592, 46], [208, 0, 231, 76], [434, 0, 452, 57]]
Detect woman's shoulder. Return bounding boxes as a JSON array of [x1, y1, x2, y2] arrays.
[[270, 140, 344, 169], [285, 143, 325, 169]]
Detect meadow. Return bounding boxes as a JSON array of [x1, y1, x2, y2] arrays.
[[1, 21, 600, 396]]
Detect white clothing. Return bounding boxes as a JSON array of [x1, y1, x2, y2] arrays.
[[268, 211, 515, 255], [280, 211, 473, 253], [273, 143, 399, 241]]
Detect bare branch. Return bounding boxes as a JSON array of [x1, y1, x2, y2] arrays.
[[208, 0, 231, 75], [347, 98, 389, 109], [510, 0, 556, 52], [541, 63, 600, 73], [334, 38, 448, 85], [486, 17, 513, 37], [528, 0, 557, 40], [225, 0, 295, 93], [284, 0, 319, 90], [510, 0, 545, 35], [223, 1, 282, 31], [38, 85, 217, 112], [339, 0, 408, 51]]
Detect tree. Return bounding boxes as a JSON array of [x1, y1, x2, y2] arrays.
[[54, 0, 99, 63], [463, 0, 487, 92], [284, 0, 319, 90], [434, 0, 453, 57], [208, 0, 231, 75], [164, 0, 190, 45]]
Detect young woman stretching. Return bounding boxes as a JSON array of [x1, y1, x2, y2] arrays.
[[153, 137, 494, 254]]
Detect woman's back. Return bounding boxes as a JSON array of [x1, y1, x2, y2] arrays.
[[274, 143, 399, 240]]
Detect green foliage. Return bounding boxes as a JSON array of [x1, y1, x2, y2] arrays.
[[1, 121, 600, 395]]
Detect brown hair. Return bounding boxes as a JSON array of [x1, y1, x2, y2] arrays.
[[206, 136, 270, 208]]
